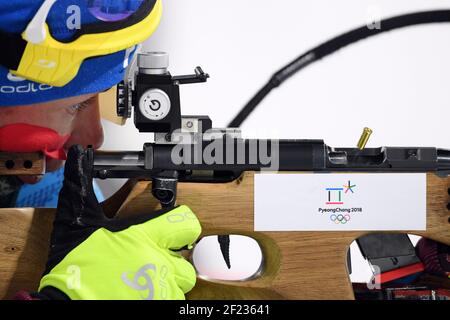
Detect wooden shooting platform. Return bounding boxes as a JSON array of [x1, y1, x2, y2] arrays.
[[0, 172, 449, 299]]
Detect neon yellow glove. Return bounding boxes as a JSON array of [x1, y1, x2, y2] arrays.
[[37, 145, 201, 300]]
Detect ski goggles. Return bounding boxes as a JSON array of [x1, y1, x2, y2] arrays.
[[0, 0, 162, 87]]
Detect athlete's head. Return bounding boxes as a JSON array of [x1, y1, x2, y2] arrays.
[[0, 0, 161, 180]]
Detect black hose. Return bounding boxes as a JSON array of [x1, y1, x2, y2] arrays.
[[229, 10, 450, 127]]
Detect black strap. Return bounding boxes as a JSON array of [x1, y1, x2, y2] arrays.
[[0, 31, 27, 71]]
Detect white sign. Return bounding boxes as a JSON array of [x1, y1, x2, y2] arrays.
[[254, 173, 426, 231]]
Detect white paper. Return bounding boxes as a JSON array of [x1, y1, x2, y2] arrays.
[[254, 173, 426, 231]]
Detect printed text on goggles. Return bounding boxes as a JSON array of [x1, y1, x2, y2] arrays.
[[0, 0, 162, 87]]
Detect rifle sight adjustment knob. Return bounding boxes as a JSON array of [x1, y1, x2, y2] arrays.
[[139, 88, 171, 121], [138, 52, 169, 75]]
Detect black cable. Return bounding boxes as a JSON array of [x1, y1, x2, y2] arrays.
[[228, 10, 450, 127]]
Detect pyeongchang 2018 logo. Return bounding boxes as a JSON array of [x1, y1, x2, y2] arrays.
[[1, 72, 53, 94], [318, 180, 362, 225]]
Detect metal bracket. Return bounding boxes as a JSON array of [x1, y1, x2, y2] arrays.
[[151, 170, 179, 208]]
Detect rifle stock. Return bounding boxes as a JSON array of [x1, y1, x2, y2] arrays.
[[1, 172, 447, 299]]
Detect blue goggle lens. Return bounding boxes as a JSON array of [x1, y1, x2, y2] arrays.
[[88, 0, 145, 22]]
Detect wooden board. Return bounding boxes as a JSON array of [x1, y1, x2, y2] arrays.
[[0, 173, 449, 299], [0, 208, 53, 299], [0, 152, 45, 176]]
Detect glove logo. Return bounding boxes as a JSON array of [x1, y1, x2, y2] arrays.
[[121, 264, 157, 300], [66, 265, 81, 290]]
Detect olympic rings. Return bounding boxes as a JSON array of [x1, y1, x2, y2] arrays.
[[330, 214, 351, 224]]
